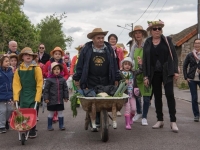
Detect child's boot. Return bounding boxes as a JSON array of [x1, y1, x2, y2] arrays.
[[48, 117, 54, 131], [58, 117, 65, 130], [125, 115, 131, 130]]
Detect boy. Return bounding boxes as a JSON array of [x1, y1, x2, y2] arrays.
[[13, 47, 43, 138]]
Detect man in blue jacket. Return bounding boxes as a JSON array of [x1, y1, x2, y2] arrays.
[[73, 28, 121, 131]]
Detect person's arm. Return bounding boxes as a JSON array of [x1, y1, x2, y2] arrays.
[[63, 79, 69, 100], [70, 56, 77, 76], [73, 49, 84, 81], [183, 54, 190, 80], [167, 37, 179, 73], [43, 61, 50, 78], [13, 69, 22, 101], [142, 41, 148, 78], [34, 67, 43, 102], [134, 64, 143, 76], [43, 79, 50, 101], [63, 63, 70, 80]]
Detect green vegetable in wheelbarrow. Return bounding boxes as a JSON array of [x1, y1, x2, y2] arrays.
[[14, 109, 31, 131]]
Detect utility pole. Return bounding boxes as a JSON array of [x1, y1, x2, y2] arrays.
[[198, 0, 200, 38]]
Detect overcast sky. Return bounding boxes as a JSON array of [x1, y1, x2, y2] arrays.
[[22, 0, 197, 58]]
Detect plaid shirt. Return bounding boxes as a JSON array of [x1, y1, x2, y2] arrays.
[[92, 44, 107, 53]]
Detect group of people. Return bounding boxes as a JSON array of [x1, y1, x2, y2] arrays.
[[73, 20, 180, 133], [1, 19, 200, 140], [0, 42, 71, 138]]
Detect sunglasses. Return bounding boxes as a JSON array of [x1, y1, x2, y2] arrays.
[[152, 27, 162, 31], [39, 47, 45, 49]]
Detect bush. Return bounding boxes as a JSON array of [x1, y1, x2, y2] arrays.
[[178, 82, 189, 90]]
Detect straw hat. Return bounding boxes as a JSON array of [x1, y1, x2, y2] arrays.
[[75, 45, 84, 51], [50, 47, 65, 56], [9, 53, 18, 61], [129, 25, 148, 38], [51, 62, 63, 72], [121, 57, 134, 67], [87, 28, 108, 39], [19, 47, 37, 61], [147, 19, 164, 31]]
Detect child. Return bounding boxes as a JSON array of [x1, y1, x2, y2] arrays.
[[44, 62, 69, 131], [43, 47, 69, 123], [9, 53, 18, 73], [121, 57, 142, 130], [0, 56, 13, 133], [13, 47, 43, 138]]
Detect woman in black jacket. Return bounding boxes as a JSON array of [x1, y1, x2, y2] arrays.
[[183, 39, 200, 122], [143, 20, 179, 133]]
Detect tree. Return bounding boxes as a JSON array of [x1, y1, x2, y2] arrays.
[[37, 13, 73, 53], [0, 0, 40, 52]]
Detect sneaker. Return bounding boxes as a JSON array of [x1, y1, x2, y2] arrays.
[[132, 114, 142, 122], [0, 128, 6, 133], [117, 111, 122, 117], [90, 127, 99, 132], [37, 117, 39, 121], [113, 121, 117, 129], [194, 116, 199, 122], [141, 118, 148, 126], [29, 130, 37, 138]]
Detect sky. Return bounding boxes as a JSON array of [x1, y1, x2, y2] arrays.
[[22, 0, 197, 58]]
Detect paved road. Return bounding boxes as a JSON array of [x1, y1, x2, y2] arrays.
[[0, 92, 200, 150]]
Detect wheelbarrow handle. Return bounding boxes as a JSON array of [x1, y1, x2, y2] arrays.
[[15, 102, 19, 109], [34, 102, 38, 110]]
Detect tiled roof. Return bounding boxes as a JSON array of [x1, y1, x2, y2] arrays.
[[171, 24, 197, 46]]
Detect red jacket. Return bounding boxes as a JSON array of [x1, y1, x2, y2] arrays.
[[43, 60, 69, 80], [70, 55, 78, 76]]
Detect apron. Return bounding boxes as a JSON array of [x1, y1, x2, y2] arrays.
[[18, 67, 36, 108], [134, 48, 152, 96]]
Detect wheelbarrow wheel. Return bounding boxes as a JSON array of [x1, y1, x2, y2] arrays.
[[100, 110, 109, 142], [21, 133, 26, 145]]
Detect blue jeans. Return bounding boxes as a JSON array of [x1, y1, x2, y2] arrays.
[[142, 96, 150, 118], [188, 80, 200, 117], [135, 96, 142, 114]]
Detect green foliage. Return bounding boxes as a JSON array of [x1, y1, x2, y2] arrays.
[[37, 13, 73, 53], [0, 0, 39, 52], [178, 82, 189, 90]]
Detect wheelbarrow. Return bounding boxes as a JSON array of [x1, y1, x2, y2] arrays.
[[10, 103, 37, 145], [77, 94, 128, 142]]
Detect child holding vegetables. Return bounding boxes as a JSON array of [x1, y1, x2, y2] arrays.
[[121, 57, 142, 130], [43, 62, 69, 131], [13, 47, 43, 138]]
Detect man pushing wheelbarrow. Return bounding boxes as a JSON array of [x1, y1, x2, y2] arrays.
[[13, 47, 43, 138], [73, 28, 121, 131]]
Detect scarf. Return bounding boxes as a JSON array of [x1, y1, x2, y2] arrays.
[[192, 49, 200, 61]]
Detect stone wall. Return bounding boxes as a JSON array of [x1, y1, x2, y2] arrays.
[[176, 35, 197, 87]]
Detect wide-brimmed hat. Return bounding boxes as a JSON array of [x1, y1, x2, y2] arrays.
[[51, 62, 63, 72], [9, 53, 18, 61], [87, 28, 108, 39], [75, 44, 84, 51], [129, 25, 148, 38], [147, 19, 164, 31], [50, 47, 65, 56], [121, 57, 134, 67], [19, 47, 37, 61]]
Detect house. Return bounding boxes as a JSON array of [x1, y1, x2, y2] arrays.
[[171, 24, 198, 87]]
